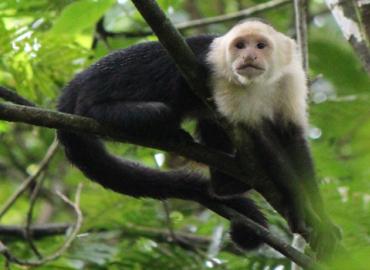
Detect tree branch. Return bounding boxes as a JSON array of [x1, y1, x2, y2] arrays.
[[0, 223, 240, 255], [294, 0, 309, 72], [326, 0, 370, 74], [353, 0, 370, 60]]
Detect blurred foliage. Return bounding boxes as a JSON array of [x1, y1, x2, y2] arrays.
[[0, 0, 369, 269]]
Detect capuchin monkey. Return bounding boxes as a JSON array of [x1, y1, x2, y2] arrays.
[[57, 20, 330, 250]]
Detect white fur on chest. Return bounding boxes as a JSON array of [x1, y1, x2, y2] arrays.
[[212, 71, 308, 129], [213, 81, 276, 125]]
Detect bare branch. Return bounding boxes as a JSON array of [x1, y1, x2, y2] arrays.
[[25, 137, 59, 258], [0, 184, 83, 267], [0, 138, 59, 220]]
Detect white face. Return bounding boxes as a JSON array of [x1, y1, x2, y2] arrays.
[[208, 20, 307, 129], [208, 21, 295, 86], [226, 22, 276, 85], [227, 33, 272, 82]]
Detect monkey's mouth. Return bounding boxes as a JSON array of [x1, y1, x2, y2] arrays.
[[237, 63, 264, 71]]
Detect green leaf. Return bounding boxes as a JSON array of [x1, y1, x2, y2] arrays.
[[50, 0, 115, 36], [0, 122, 9, 133]]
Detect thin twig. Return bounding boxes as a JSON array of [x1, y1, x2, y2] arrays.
[[0, 184, 83, 267], [174, 0, 291, 31], [294, 0, 309, 72], [0, 224, 71, 239], [161, 201, 226, 268], [25, 176, 46, 259], [24, 137, 59, 258], [91, 17, 112, 50], [162, 201, 177, 241], [0, 139, 59, 220], [106, 0, 291, 38]]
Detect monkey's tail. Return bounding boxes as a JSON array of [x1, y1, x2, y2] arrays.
[[57, 102, 268, 249], [57, 129, 210, 201], [57, 129, 268, 249]]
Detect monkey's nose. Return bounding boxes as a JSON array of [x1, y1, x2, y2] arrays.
[[243, 54, 257, 62]]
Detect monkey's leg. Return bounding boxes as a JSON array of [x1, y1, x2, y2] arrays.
[[270, 123, 341, 256], [246, 124, 307, 236], [197, 119, 250, 196], [81, 101, 191, 142], [267, 123, 329, 219]]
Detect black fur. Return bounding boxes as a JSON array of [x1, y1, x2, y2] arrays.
[[196, 119, 251, 196], [57, 35, 267, 249], [245, 119, 317, 234]]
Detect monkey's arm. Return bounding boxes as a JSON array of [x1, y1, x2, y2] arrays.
[[196, 119, 251, 196]]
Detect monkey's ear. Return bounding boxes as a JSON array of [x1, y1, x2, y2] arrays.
[[207, 37, 232, 79], [277, 33, 297, 66]]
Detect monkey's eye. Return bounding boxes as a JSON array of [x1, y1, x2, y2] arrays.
[[256, 42, 266, 49], [235, 41, 245, 49]]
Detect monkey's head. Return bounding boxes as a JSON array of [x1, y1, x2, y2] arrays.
[[208, 20, 297, 85]]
